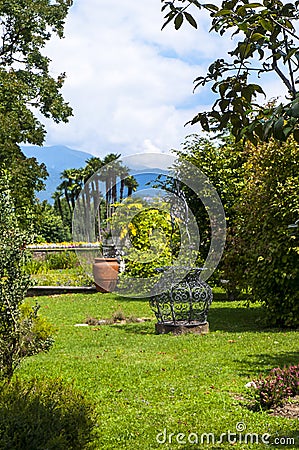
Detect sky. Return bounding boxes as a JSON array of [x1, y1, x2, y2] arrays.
[[43, 0, 285, 159]]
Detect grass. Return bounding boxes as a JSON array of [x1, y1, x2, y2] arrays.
[[18, 292, 299, 449], [31, 267, 94, 287]]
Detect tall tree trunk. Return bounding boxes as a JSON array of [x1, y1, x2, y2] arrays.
[[120, 178, 125, 200]]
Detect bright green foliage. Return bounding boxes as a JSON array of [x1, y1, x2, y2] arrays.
[[32, 201, 71, 243], [225, 139, 299, 326], [45, 250, 78, 270], [174, 135, 298, 326], [172, 135, 247, 269], [31, 267, 94, 287], [112, 197, 177, 278], [162, 0, 299, 143], [0, 0, 73, 152], [0, 177, 53, 380], [0, 0, 73, 233], [0, 377, 97, 450]]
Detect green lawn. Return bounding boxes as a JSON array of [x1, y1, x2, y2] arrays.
[[19, 292, 299, 449], [31, 267, 94, 287]]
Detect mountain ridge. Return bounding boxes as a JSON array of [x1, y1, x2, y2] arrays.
[[21, 145, 94, 203]]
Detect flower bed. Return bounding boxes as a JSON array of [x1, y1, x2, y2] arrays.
[[27, 242, 101, 250]]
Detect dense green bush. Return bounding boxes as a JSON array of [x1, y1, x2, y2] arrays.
[[175, 135, 299, 326], [0, 377, 97, 450], [31, 268, 94, 287], [24, 258, 46, 275], [33, 201, 71, 243], [45, 251, 79, 270], [224, 139, 299, 326], [0, 176, 53, 380], [112, 198, 175, 279]]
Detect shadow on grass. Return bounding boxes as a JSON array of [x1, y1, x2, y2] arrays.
[[209, 305, 265, 333], [112, 304, 297, 335], [234, 351, 299, 377], [112, 305, 264, 336]]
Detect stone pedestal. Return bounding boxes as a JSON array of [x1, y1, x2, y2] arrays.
[[155, 321, 209, 335]]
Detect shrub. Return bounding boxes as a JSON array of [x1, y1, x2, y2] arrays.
[[218, 138, 299, 325], [112, 308, 126, 322], [0, 377, 98, 450], [254, 364, 299, 409], [0, 175, 53, 380], [31, 267, 94, 287], [19, 303, 54, 357], [111, 198, 176, 282], [24, 258, 46, 275], [45, 251, 79, 270]]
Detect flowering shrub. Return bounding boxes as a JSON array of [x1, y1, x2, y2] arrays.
[[254, 364, 299, 409]]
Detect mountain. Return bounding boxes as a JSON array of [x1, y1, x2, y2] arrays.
[[21, 145, 94, 203], [21, 145, 169, 203]]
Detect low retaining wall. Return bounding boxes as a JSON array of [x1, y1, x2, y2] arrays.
[[26, 286, 97, 297]]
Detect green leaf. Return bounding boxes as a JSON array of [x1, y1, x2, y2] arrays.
[[293, 128, 299, 142], [174, 13, 184, 30], [184, 12, 197, 29], [242, 3, 263, 7], [161, 11, 176, 30], [214, 9, 232, 16], [284, 47, 299, 62], [290, 103, 299, 118], [251, 33, 265, 41], [250, 84, 265, 96], [273, 117, 284, 140], [259, 18, 273, 32], [202, 3, 219, 12]]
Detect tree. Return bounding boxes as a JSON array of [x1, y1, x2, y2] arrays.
[[170, 134, 246, 270], [0, 0, 73, 151], [162, 0, 299, 143], [9, 154, 48, 230], [172, 133, 299, 326], [111, 197, 175, 280], [0, 0, 73, 228], [33, 201, 71, 243], [124, 175, 139, 197], [223, 138, 299, 326]]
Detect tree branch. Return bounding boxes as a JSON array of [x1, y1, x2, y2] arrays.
[[271, 51, 293, 95]]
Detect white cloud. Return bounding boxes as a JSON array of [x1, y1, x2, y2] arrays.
[[43, 0, 229, 157], [43, 0, 285, 159]]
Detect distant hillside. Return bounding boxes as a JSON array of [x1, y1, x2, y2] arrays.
[[21, 145, 93, 203], [21, 145, 168, 203]]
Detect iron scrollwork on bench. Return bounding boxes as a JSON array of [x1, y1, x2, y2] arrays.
[[150, 267, 213, 332]]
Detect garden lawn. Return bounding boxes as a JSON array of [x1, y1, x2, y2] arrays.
[[19, 293, 299, 449]]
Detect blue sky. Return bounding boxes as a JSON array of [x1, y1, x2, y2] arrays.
[[43, 0, 284, 159]]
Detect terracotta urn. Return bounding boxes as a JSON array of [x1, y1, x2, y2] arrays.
[[92, 257, 120, 293]]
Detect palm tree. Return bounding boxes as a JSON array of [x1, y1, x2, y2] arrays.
[[59, 168, 84, 211], [52, 189, 63, 219], [124, 175, 139, 197], [99, 153, 121, 220], [83, 157, 104, 241]]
